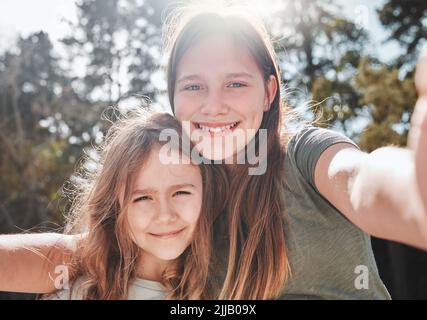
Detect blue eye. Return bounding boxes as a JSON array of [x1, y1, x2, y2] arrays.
[[228, 82, 246, 88], [134, 195, 152, 202], [184, 84, 201, 91]]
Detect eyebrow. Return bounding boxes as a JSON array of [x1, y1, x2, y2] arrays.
[[176, 72, 254, 84], [132, 184, 197, 195], [176, 74, 202, 84], [224, 72, 254, 79]]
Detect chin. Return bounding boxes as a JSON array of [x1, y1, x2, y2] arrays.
[[196, 141, 246, 161], [154, 249, 187, 261], [203, 147, 248, 163], [200, 150, 235, 161]]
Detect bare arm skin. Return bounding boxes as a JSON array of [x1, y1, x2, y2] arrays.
[[315, 54, 427, 251], [0, 233, 77, 293]]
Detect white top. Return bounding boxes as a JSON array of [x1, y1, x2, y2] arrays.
[[44, 277, 168, 300]]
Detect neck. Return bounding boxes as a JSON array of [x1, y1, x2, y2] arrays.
[[136, 251, 174, 282]]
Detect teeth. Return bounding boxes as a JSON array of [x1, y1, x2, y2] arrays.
[[198, 122, 237, 133]]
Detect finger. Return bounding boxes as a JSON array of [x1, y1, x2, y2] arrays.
[[407, 46, 427, 226], [415, 44, 427, 96], [414, 126, 427, 212], [409, 44, 427, 150], [408, 97, 427, 150]]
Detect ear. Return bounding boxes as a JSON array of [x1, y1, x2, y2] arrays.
[[264, 75, 278, 112]]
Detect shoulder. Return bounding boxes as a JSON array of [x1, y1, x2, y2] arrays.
[[287, 125, 357, 157], [285, 125, 359, 190], [40, 277, 87, 300]]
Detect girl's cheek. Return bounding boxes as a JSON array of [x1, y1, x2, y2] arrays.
[[173, 100, 184, 119], [128, 208, 152, 230], [175, 95, 200, 117], [175, 100, 187, 114], [183, 199, 203, 222]]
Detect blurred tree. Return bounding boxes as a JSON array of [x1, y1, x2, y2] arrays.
[[273, 0, 367, 87], [378, 0, 427, 70], [358, 0, 426, 147], [355, 57, 417, 151], [270, 0, 368, 137], [0, 32, 75, 232], [61, 0, 162, 105]]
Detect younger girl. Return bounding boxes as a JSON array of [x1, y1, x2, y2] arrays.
[[44, 110, 227, 299]]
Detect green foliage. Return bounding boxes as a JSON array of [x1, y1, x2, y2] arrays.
[[308, 0, 424, 149], [377, 0, 427, 69], [0, 32, 77, 232], [355, 58, 417, 151], [62, 0, 161, 104], [271, 0, 368, 90]]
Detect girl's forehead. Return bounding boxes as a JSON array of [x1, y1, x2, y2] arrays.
[[117, 146, 199, 204], [136, 147, 199, 180], [176, 34, 259, 76]]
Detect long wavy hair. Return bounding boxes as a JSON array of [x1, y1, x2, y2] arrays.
[[164, 4, 296, 299], [63, 109, 228, 299]]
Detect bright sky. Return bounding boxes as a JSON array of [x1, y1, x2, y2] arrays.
[[0, 0, 404, 65], [0, 0, 402, 61], [0, 0, 77, 52], [335, 0, 402, 61]]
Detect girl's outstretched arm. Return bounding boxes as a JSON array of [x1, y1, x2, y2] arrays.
[[314, 53, 427, 250], [0, 233, 77, 293]]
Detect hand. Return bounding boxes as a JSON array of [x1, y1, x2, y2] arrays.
[[408, 52, 427, 215]]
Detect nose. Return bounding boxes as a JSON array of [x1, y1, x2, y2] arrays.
[[154, 198, 178, 223], [200, 90, 229, 117]]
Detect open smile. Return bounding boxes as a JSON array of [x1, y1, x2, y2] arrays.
[[193, 121, 240, 134]]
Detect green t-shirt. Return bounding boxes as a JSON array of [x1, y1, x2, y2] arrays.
[[278, 126, 391, 299]]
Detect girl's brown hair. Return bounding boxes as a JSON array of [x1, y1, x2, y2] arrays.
[[64, 109, 228, 299], [164, 4, 293, 299]]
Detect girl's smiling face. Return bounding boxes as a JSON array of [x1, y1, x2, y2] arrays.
[[126, 146, 202, 263], [173, 34, 277, 160]]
